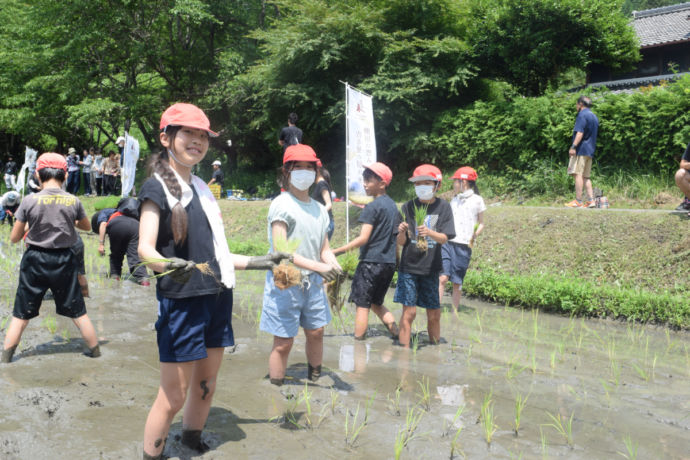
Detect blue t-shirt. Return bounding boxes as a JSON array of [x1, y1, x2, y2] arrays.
[[97, 208, 116, 226], [358, 194, 401, 264], [572, 108, 599, 158]]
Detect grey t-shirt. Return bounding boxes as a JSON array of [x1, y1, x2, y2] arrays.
[[358, 194, 401, 264], [15, 188, 86, 248], [267, 192, 329, 275]]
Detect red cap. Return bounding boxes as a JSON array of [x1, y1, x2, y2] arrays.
[[36, 153, 67, 172], [316, 159, 323, 168], [283, 144, 318, 164], [159, 103, 218, 137], [364, 162, 393, 186], [452, 166, 478, 181], [409, 164, 442, 183]]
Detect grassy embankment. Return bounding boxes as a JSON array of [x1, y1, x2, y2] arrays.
[[214, 200, 689, 329]]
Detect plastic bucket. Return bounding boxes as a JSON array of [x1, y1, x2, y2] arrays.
[[226, 190, 232, 198]]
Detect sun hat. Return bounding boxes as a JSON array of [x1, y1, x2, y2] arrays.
[[159, 102, 219, 137], [115, 136, 126, 145], [212, 160, 221, 166], [283, 144, 318, 164], [452, 166, 478, 181], [409, 164, 442, 183], [36, 152, 68, 172], [5, 191, 19, 206], [364, 162, 393, 186], [67, 147, 76, 155]]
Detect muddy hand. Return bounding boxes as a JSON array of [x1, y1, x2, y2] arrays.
[[319, 265, 343, 282], [245, 252, 293, 270], [164, 257, 196, 284]]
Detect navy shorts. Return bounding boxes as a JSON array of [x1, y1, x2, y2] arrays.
[[441, 242, 472, 286], [393, 271, 440, 309], [13, 246, 86, 320], [156, 289, 234, 363], [349, 262, 396, 308]]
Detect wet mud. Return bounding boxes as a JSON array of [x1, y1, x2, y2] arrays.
[[1, 237, 689, 459]]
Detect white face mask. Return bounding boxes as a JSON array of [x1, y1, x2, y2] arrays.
[[415, 184, 435, 201], [290, 169, 315, 191]]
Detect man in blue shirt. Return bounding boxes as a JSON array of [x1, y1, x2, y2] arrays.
[[565, 96, 599, 208]]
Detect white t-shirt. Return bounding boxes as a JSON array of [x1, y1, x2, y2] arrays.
[[448, 190, 486, 245]]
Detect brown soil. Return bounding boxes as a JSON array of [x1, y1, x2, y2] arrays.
[[272, 264, 301, 290]]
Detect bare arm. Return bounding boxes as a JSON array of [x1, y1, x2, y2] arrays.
[[397, 221, 409, 246], [569, 132, 584, 156], [681, 159, 690, 170], [9, 220, 25, 243], [333, 223, 373, 255], [98, 222, 107, 256], [417, 225, 448, 244], [470, 211, 485, 246], [271, 221, 332, 273], [320, 234, 341, 270], [320, 187, 332, 212], [138, 200, 167, 273], [76, 216, 91, 232]]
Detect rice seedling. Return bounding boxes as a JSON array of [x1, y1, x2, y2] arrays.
[[545, 411, 574, 448], [411, 332, 420, 355], [631, 362, 649, 381], [61, 329, 71, 341], [135, 257, 217, 282], [269, 393, 302, 429], [387, 381, 404, 416], [271, 235, 301, 290], [1, 314, 9, 332], [329, 389, 341, 415], [42, 315, 57, 336], [480, 391, 497, 446], [394, 407, 425, 459], [416, 376, 431, 411], [344, 403, 367, 448], [540, 427, 549, 460], [412, 202, 429, 252], [513, 393, 528, 436], [505, 357, 527, 380], [617, 434, 638, 459], [299, 381, 314, 429], [442, 404, 465, 437]]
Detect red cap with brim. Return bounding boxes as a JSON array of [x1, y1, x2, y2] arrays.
[[36, 153, 67, 172], [283, 144, 319, 164], [452, 166, 478, 181], [159, 103, 218, 137], [364, 162, 393, 185], [409, 164, 442, 183]]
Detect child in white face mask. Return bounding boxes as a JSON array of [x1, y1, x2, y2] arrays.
[[395, 164, 455, 348], [438, 167, 486, 313], [261, 144, 343, 385]]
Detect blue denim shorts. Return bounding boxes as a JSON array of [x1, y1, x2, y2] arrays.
[[393, 271, 440, 309], [261, 271, 331, 338], [156, 289, 234, 363], [441, 242, 472, 286]]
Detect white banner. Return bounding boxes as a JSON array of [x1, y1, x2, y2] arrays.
[[346, 85, 376, 205], [16, 146, 37, 195], [121, 132, 139, 197]]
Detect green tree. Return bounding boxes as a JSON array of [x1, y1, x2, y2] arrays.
[[467, 0, 640, 96]]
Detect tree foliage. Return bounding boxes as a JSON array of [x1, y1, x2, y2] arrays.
[[467, 0, 640, 96]]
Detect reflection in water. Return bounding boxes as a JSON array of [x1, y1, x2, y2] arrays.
[[339, 342, 370, 373], [436, 384, 467, 406]]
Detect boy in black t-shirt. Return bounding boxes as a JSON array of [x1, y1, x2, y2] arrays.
[[1, 153, 100, 363], [333, 162, 400, 340], [394, 164, 455, 348]]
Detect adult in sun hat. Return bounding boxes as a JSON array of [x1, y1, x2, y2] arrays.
[[261, 143, 343, 386], [65, 147, 81, 194], [3, 156, 18, 191], [332, 161, 401, 341], [207, 159, 224, 190], [138, 102, 290, 459], [439, 166, 486, 313], [565, 95, 599, 208], [394, 164, 455, 348]]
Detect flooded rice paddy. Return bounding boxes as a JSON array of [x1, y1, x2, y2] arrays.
[[0, 235, 689, 459]]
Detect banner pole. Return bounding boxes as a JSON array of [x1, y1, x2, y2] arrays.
[[344, 81, 350, 244]]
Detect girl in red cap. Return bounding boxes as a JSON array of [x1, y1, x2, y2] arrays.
[[439, 167, 485, 313], [138, 103, 288, 459], [261, 143, 342, 386]]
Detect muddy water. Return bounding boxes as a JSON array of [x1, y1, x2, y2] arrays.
[[1, 238, 689, 459]]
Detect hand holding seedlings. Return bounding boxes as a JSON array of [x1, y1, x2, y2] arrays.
[[164, 257, 196, 284], [318, 265, 343, 282], [245, 252, 293, 270]]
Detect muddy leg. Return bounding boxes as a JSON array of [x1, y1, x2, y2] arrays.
[[427, 308, 441, 344], [353, 307, 370, 339], [451, 283, 463, 312], [439, 274, 449, 306], [77, 274, 89, 298], [304, 327, 324, 381], [143, 361, 194, 457], [72, 314, 99, 355], [371, 303, 398, 339], [180, 348, 224, 452], [269, 336, 294, 383], [398, 306, 416, 348], [3, 317, 29, 353]]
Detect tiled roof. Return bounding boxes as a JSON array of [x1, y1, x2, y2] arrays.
[[632, 2, 690, 47], [587, 71, 690, 89]]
